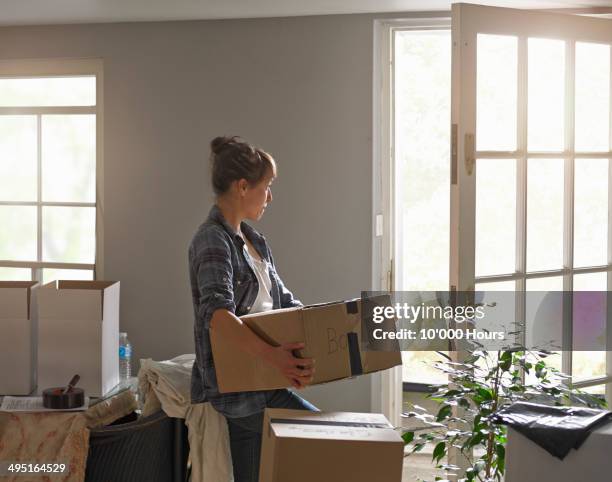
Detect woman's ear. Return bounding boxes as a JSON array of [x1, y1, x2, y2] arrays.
[[237, 178, 249, 196]]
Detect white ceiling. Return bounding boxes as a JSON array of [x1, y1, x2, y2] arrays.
[[0, 0, 610, 26]]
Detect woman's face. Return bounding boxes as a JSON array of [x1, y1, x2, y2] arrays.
[[242, 171, 274, 221]]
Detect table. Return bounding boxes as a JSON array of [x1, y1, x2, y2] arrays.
[[1, 378, 188, 482]]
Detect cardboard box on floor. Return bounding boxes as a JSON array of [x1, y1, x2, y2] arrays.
[[38, 280, 120, 397], [259, 408, 404, 482], [0, 281, 38, 395], [211, 298, 401, 393]]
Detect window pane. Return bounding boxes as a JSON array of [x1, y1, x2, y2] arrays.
[[526, 276, 563, 291], [401, 351, 448, 385], [0, 115, 37, 201], [475, 281, 516, 292], [574, 271, 606, 291], [525, 278, 564, 381], [0, 206, 36, 261], [476, 159, 516, 276], [528, 38, 565, 152], [575, 42, 610, 152], [574, 158, 608, 267], [42, 115, 96, 203], [580, 384, 605, 395], [43, 268, 93, 284], [476, 34, 517, 151], [573, 272, 606, 380], [475, 282, 516, 355], [0, 76, 96, 107], [394, 30, 450, 292], [0, 267, 31, 281], [527, 159, 564, 271], [42, 206, 95, 263]]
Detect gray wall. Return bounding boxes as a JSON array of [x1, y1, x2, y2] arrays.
[[0, 13, 432, 411]]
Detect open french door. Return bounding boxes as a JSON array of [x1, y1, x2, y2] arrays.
[[451, 3, 612, 399]]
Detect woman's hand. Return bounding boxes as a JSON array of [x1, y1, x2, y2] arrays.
[[262, 342, 315, 389], [209, 310, 316, 389]]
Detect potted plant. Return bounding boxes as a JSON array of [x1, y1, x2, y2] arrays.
[[402, 348, 605, 482]]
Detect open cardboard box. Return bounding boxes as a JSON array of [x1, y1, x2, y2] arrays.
[[37, 280, 120, 397], [211, 297, 401, 393], [0, 281, 38, 395]]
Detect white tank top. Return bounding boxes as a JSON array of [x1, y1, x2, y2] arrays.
[[243, 245, 274, 314]]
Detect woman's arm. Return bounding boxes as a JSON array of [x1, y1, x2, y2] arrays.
[[210, 308, 315, 388], [192, 226, 314, 388]]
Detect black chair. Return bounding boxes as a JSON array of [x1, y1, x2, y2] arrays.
[[85, 410, 189, 482]]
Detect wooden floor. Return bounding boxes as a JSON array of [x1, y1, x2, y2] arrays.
[[403, 452, 444, 481], [402, 391, 446, 481]]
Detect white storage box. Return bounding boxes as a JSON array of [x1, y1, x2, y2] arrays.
[[38, 281, 120, 397], [505, 425, 612, 482], [0, 281, 38, 395]]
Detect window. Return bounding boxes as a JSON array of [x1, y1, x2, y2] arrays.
[[0, 60, 103, 284]]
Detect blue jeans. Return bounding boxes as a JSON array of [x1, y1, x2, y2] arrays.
[[226, 389, 318, 482]]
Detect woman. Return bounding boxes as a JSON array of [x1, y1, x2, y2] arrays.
[[189, 136, 318, 482]]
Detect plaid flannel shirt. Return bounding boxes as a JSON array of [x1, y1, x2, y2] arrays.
[[189, 204, 302, 418]]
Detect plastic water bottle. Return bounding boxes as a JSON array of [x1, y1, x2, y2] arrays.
[[119, 332, 132, 380]]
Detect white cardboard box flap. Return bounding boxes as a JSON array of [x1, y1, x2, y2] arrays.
[[0, 281, 38, 394], [39, 281, 119, 321], [0, 281, 37, 320]]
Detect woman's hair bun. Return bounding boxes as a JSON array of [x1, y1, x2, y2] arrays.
[[210, 136, 236, 155], [208, 135, 277, 196]]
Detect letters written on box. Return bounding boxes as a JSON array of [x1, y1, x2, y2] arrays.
[[259, 408, 404, 482], [211, 298, 401, 393], [38, 281, 120, 397], [0, 281, 38, 395]]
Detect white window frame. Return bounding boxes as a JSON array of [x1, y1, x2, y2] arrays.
[[372, 16, 451, 426], [0, 58, 104, 282]]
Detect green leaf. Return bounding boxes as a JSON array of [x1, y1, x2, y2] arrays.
[[473, 414, 482, 431], [462, 432, 484, 450], [436, 404, 453, 422], [499, 351, 512, 371], [496, 443, 505, 460], [444, 389, 462, 397], [496, 444, 506, 474], [476, 387, 493, 401], [535, 360, 547, 377], [432, 441, 446, 463], [412, 443, 426, 453], [464, 354, 481, 365], [402, 431, 414, 444]]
